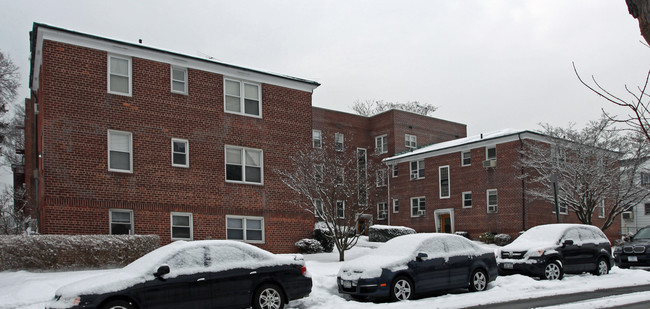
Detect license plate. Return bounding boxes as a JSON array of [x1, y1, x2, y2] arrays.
[[504, 263, 514, 269], [343, 280, 352, 288], [629, 256, 638, 262]]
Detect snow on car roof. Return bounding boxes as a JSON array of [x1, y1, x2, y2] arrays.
[[504, 224, 602, 251]]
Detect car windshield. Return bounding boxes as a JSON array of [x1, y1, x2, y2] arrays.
[[634, 228, 650, 240]]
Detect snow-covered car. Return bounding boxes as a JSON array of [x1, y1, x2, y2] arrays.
[[614, 226, 650, 268], [47, 240, 311, 309], [497, 224, 613, 280], [337, 233, 498, 301]]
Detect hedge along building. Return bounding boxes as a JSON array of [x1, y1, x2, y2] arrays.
[[24, 23, 320, 253], [381, 129, 622, 241]]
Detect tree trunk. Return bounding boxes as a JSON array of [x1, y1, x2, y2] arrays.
[[627, 0, 650, 45], [339, 249, 345, 261]]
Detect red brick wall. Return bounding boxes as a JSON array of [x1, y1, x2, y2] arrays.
[[33, 40, 314, 253]]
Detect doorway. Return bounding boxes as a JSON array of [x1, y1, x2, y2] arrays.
[[440, 213, 452, 233]]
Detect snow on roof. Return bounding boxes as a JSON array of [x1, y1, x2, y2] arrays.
[[502, 223, 607, 251], [368, 224, 414, 231], [384, 129, 543, 162]]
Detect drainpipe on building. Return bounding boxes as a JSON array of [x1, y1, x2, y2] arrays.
[[385, 162, 391, 226], [518, 133, 527, 231]]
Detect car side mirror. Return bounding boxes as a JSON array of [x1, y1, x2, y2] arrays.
[[562, 239, 574, 247], [416, 253, 428, 262], [154, 265, 170, 278]]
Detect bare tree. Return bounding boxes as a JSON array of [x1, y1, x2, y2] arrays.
[[626, 0, 650, 45], [0, 51, 18, 128], [0, 103, 24, 168], [351, 99, 438, 117], [0, 186, 34, 235], [276, 133, 382, 261], [520, 117, 650, 231]]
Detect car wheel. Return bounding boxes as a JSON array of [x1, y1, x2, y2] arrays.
[[253, 283, 285, 309], [101, 300, 135, 309], [390, 276, 414, 301], [468, 269, 488, 292], [593, 258, 609, 276], [543, 260, 564, 280]]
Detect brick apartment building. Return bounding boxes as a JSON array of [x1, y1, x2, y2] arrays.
[[382, 129, 621, 240], [21, 23, 619, 253]]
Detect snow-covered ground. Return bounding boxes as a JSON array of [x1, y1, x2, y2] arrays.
[[1, 237, 650, 309]]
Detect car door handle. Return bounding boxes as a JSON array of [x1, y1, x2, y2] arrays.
[[197, 278, 205, 282], [250, 271, 258, 275]]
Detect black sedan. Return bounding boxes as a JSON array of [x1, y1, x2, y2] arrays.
[[337, 233, 498, 301], [47, 240, 311, 309], [615, 226, 650, 268]]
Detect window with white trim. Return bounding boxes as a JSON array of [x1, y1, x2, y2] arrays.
[[375, 135, 388, 154], [336, 167, 345, 185], [314, 199, 323, 217], [486, 146, 497, 160], [462, 151, 471, 166], [171, 66, 188, 94], [171, 212, 193, 240], [392, 164, 398, 178], [336, 200, 345, 218], [224, 78, 261, 117], [376, 169, 387, 187], [487, 189, 498, 213], [225, 146, 263, 184], [314, 164, 324, 183], [226, 215, 264, 243], [108, 130, 132, 173], [171, 138, 189, 167], [411, 197, 426, 217], [108, 55, 132, 96], [377, 202, 388, 220], [405, 134, 417, 149], [439, 166, 450, 198], [393, 199, 399, 213], [410, 160, 425, 180], [552, 202, 568, 215], [462, 191, 472, 208], [110, 209, 133, 235], [335, 133, 344, 151], [312, 130, 322, 148], [598, 200, 605, 218]]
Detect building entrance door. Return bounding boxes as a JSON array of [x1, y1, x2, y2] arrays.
[[440, 214, 452, 233]]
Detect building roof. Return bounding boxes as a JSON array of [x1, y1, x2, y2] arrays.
[[29, 22, 320, 92]]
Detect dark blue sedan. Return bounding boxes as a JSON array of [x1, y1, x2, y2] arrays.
[[47, 240, 311, 309], [337, 233, 497, 301]]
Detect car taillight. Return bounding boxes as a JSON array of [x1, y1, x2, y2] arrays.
[[301, 266, 307, 276]]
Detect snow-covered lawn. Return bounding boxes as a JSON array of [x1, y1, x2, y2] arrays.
[[1, 237, 650, 309]]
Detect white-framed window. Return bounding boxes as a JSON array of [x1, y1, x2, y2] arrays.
[[375, 135, 388, 154], [376, 169, 387, 187], [393, 199, 399, 213], [226, 215, 264, 243], [598, 200, 605, 218], [225, 146, 263, 185], [224, 78, 261, 117], [378, 202, 388, 220], [405, 134, 417, 149], [336, 200, 345, 219], [552, 202, 568, 215], [110, 209, 133, 235], [171, 66, 188, 94], [171, 212, 193, 240], [314, 164, 324, 183], [171, 138, 189, 168], [392, 164, 398, 178], [486, 146, 497, 160], [312, 130, 322, 149], [487, 189, 498, 213], [462, 151, 471, 166], [108, 55, 132, 96], [336, 167, 345, 185], [439, 166, 450, 198], [108, 130, 133, 173], [462, 191, 472, 208], [314, 199, 323, 217], [335, 133, 344, 151], [411, 197, 426, 217], [410, 159, 425, 180]]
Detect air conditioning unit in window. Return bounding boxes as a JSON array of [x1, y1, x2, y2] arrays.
[[417, 210, 426, 216], [410, 172, 418, 180], [483, 159, 497, 169], [487, 205, 497, 213], [622, 211, 634, 220]]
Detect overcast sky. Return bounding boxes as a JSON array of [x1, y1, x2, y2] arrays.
[[2, 1, 649, 143]]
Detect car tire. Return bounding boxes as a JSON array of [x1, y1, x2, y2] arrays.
[[468, 269, 488, 292], [253, 283, 285, 309], [101, 300, 135, 309], [593, 258, 609, 276], [543, 260, 564, 280], [390, 276, 414, 301]]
